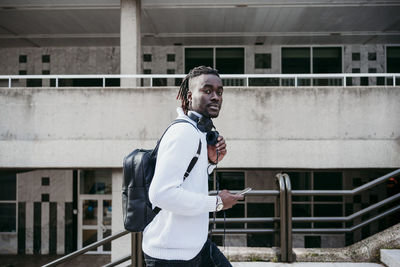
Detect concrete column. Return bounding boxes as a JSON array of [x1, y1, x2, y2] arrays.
[[111, 169, 131, 266], [120, 0, 141, 87]]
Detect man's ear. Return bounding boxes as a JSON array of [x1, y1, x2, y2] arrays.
[[187, 91, 192, 101]]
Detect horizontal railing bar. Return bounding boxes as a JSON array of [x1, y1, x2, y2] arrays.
[[102, 254, 131, 267], [292, 205, 400, 233], [210, 228, 276, 234], [292, 193, 400, 222], [293, 169, 400, 196], [1, 73, 399, 79], [209, 190, 279, 196], [209, 217, 278, 223], [42, 230, 129, 267]]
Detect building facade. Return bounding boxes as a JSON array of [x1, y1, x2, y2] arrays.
[[0, 0, 399, 262]]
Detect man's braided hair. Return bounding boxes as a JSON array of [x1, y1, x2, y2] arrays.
[[176, 65, 220, 114]]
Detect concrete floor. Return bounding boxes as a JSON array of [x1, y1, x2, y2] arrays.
[[232, 263, 384, 267]]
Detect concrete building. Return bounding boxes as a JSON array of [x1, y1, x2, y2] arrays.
[[0, 0, 399, 264]]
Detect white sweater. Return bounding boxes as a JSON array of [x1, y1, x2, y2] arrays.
[[142, 108, 218, 260]]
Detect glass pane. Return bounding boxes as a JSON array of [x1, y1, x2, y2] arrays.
[[312, 47, 342, 73], [282, 48, 311, 74], [0, 172, 16, 200], [103, 229, 111, 251], [0, 203, 16, 232], [103, 200, 112, 226], [83, 200, 98, 225], [314, 172, 342, 202], [80, 170, 112, 194], [216, 48, 244, 74], [185, 48, 213, 73], [387, 47, 400, 73], [83, 229, 97, 251], [217, 172, 244, 190]]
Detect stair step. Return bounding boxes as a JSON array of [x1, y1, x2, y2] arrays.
[[232, 263, 384, 267], [381, 249, 400, 267]]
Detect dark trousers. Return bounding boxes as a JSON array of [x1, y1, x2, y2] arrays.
[[143, 239, 232, 267]]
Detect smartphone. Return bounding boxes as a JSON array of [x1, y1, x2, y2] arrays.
[[236, 187, 252, 196]]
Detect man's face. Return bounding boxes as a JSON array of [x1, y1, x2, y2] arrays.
[[188, 74, 223, 118]]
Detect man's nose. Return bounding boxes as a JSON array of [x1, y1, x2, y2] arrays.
[[210, 91, 220, 101]]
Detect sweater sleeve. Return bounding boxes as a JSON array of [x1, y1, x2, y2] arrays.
[[148, 123, 217, 216]]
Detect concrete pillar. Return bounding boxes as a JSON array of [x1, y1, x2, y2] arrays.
[[111, 169, 131, 266], [120, 0, 141, 87]]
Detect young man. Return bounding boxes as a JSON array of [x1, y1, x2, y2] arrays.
[[142, 66, 243, 266]]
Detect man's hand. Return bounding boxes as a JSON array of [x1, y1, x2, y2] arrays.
[[207, 136, 227, 164], [218, 190, 243, 210]]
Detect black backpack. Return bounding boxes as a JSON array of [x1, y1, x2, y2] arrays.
[[122, 119, 202, 232]]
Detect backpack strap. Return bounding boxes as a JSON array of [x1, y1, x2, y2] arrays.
[[151, 119, 202, 214], [152, 119, 202, 179]]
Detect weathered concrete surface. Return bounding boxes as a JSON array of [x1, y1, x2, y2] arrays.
[[381, 249, 400, 267], [293, 223, 400, 262], [0, 86, 399, 168], [221, 246, 280, 262]]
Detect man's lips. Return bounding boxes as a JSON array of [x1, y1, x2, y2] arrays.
[[208, 104, 220, 110]]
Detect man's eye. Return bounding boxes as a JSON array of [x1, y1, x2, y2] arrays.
[[205, 90, 211, 94], [218, 91, 223, 96]]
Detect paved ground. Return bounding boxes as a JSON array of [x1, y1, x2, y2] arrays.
[[231, 263, 383, 267]]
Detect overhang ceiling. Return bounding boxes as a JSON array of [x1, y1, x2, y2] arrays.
[[0, 0, 399, 47]]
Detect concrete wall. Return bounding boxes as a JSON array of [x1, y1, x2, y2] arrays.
[[0, 86, 399, 169], [0, 44, 389, 76]]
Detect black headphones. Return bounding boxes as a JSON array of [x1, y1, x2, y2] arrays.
[[188, 111, 219, 145]]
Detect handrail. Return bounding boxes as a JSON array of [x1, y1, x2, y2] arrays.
[[293, 205, 400, 233], [292, 193, 400, 222], [1, 73, 399, 88], [292, 168, 400, 196], [42, 230, 129, 267], [285, 168, 400, 264]]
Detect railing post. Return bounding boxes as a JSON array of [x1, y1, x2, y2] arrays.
[[8, 77, 11, 88], [295, 76, 298, 87], [276, 173, 287, 262], [103, 77, 106, 88], [150, 77, 153, 87], [343, 76, 346, 87], [394, 76, 396, 86], [283, 174, 293, 262], [56, 76, 59, 88], [131, 232, 143, 267], [246, 77, 249, 87], [131, 233, 143, 267]]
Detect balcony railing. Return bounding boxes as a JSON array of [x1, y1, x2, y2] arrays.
[[1, 73, 399, 88]]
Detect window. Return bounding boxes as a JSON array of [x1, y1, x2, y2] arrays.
[[185, 48, 213, 73], [352, 53, 360, 61], [19, 55, 27, 63], [42, 55, 50, 63], [167, 54, 175, 62], [368, 52, 376, 61], [185, 47, 244, 75], [0, 172, 17, 232], [313, 47, 342, 74], [143, 54, 152, 62], [387, 47, 400, 72], [254, 53, 271, 69], [281, 48, 310, 74], [79, 170, 112, 195]]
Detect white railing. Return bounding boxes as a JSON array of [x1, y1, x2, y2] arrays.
[[0, 73, 399, 88]]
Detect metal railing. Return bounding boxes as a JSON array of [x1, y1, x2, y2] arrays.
[[43, 174, 289, 266], [43, 170, 399, 266], [286, 168, 400, 261], [42, 230, 129, 267], [1, 73, 399, 88]]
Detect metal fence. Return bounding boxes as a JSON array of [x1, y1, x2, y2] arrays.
[[1, 73, 399, 88], [42, 170, 400, 266]]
